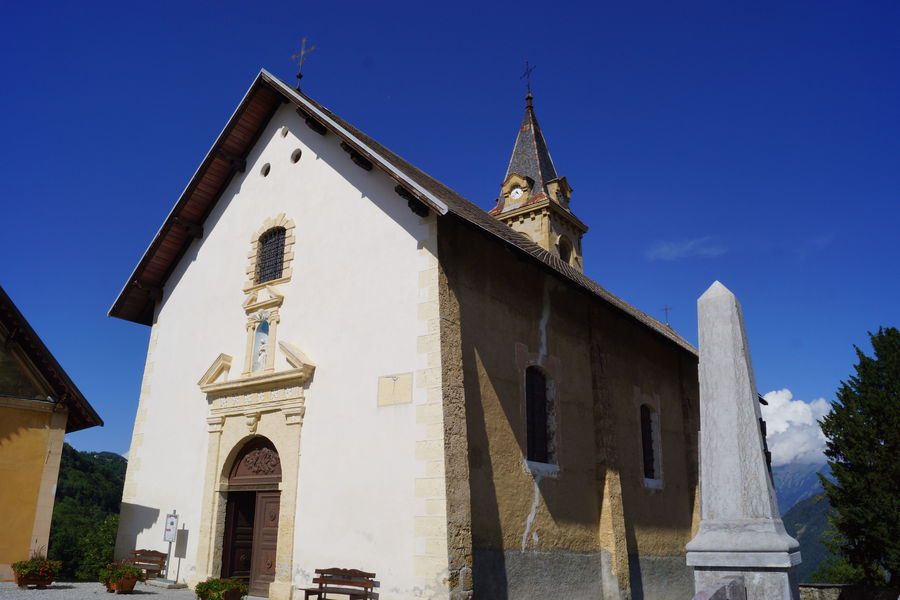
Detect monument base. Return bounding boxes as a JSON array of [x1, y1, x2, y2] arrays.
[[691, 564, 799, 600], [687, 520, 801, 600]]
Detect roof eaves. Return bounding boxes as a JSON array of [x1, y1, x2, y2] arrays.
[[261, 70, 449, 217], [0, 286, 102, 431], [108, 73, 271, 320]]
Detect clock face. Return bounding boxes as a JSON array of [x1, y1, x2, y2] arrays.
[[509, 187, 524, 200]]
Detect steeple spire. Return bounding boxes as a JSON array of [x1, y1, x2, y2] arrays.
[[504, 93, 559, 199], [490, 91, 588, 271]]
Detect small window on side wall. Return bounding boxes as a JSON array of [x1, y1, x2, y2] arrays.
[[526, 366, 555, 464], [256, 227, 286, 284], [640, 404, 662, 487]]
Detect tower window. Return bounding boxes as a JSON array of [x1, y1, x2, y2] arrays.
[[558, 236, 574, 265], [640, 404, 661, 482], [256, 227, 286, 284], [526, 366, 555, 464]]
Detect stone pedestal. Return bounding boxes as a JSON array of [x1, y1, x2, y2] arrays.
[[686, 282, 800, 600]]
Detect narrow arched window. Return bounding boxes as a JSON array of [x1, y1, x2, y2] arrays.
[[640, 404, 660, 481], [526, 367, 555, 464], [256, 227, 286, 283]]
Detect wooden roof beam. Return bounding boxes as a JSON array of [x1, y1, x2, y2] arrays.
[[297, 108, 327, 136], [216, 150, 246, 173], [395, 185, 429, 218], [173, 216, 204, 239], [340, 142, 373, 171]]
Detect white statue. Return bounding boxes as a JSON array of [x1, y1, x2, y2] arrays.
[[256, 338, 267, 370]]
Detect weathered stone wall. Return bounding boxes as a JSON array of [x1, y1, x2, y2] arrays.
[[437, 215, 699, 599]]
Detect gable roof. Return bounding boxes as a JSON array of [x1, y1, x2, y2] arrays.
[[0, 286, 102, 432], [110, 70, 696, 355]]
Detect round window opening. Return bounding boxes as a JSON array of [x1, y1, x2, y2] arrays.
[[291, 149, 302, 163], [279, 126, 289, 138], [260, 163, 271, 177]]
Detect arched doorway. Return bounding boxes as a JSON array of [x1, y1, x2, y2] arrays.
[[221, 437, 281, 597]]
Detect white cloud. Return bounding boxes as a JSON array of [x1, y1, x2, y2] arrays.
[[121, 450, 129, 460], [761, 388, 830, 466], [646, 236, 727, 261]]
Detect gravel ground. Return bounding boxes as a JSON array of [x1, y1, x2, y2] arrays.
[[0, 582, 196, 599]]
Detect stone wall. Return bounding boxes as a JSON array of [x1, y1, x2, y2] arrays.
[[437, 215, 700, 599]]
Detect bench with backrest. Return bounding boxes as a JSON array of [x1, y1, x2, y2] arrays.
[[302, 568, 378, 599], [124, 549, 167, 579]]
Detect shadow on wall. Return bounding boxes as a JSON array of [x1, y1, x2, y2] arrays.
[[115, 503, 161, 559]]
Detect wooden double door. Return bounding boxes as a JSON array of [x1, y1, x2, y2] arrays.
[[221, 490, 280, 597]]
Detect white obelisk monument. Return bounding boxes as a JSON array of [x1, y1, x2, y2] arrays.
[[686, 281, 801, 600]]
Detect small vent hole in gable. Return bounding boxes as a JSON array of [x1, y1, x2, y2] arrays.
[[291, 149, 302, 163], [260, 163, 271, 177], [280, 126, 289, 138]]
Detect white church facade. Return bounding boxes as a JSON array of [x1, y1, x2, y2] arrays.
[[113, 70, 703, 600]]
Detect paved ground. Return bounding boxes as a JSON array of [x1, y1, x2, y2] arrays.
[[0, 581, 196, 599]]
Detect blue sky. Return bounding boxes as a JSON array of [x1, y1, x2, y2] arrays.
[[1, 1, 897, 455]]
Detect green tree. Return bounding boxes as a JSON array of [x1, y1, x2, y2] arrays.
[[819, 327, 900, 585], [48, 444, 127, 579], [75, 514, 119, 581]]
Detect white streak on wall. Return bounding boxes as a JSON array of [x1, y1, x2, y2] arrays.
[[537, 280, 551, 364], [521, 471, 543, 551]]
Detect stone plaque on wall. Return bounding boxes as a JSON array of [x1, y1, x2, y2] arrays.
[[377, 373, 413, 407]]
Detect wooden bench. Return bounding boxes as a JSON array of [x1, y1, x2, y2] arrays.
[[124, 549, 167, 579], [302, 568, 378, 599]]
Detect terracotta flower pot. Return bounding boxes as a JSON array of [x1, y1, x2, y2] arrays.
[[14, 572, 54, 589], [111, 574, 138, 594]]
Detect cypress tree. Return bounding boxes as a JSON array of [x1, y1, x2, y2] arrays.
[[819, 327, 900, 585]]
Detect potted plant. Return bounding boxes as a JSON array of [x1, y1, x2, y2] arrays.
[[99, 562, 145, 594], [195, 578, 248, 600], [12, 552, 61, 589]]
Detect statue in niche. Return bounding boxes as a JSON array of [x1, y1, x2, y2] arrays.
[[257, 339, 268, 370], [252, 318, 270, 372]]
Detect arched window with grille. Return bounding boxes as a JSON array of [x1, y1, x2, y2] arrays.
[[256, 227, 286, 284], [525, 366, 555, 464], [640, 404, 662, 484]]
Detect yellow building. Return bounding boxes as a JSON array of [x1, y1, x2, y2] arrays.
[[0, 286, 102, 581]]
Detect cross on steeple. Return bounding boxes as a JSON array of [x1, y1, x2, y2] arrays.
[[520, 60, 536, 97], [291, 37, 316, 90], [662, 304, 672, 325]]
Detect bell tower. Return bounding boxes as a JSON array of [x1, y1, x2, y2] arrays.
[[490, 92, 588, 271]]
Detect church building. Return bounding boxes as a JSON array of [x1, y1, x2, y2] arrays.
[[112, 70, 700, 600]]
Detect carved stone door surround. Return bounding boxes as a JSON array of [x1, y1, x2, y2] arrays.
[[194, 350, 314, 600]]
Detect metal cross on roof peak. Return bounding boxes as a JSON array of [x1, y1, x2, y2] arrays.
[[662, 304, 672, 325], [521, 60, 536, 98], [291, 37, 316, 90]]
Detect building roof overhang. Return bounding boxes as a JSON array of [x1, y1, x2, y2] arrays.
[[0, 286, 102, 432]]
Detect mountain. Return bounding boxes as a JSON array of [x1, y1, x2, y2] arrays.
[[782, 493, 831, 583], [48, 443, 127, 579], [772, 462, 829, 515]]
